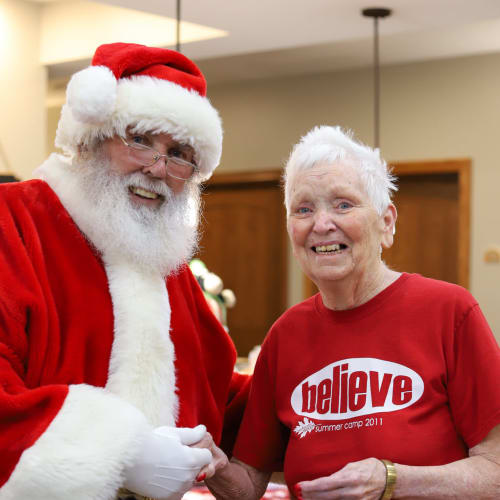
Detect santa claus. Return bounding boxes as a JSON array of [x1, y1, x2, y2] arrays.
[[0, 42, 249, 500]]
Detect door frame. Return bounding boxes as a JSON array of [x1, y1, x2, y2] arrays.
[[303, 158, 471, 298], [207, 169, 284, 187]]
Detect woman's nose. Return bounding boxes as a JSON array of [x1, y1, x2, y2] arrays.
[[313, 209, 337, 233]]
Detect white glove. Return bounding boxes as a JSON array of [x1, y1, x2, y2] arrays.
[[124, 424, 212, 500]]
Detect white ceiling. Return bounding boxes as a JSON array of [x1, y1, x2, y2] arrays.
[[37, 0, 500, 84]]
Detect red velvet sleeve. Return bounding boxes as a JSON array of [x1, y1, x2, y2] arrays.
[[0, 184, 69, 486], [0, 335, 68, 486]]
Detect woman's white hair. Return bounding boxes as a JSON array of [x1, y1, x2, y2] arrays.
[[283, 126, 398, 215]]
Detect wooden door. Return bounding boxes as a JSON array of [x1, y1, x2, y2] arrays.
[[385, 159, 470, 288], [304, 158, 470, 297], [197, 170, 288, 357]]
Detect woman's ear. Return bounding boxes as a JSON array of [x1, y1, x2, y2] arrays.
[[380, 203, 397, 249]]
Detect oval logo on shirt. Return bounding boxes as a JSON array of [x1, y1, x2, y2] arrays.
[[291, 358, 424, 420]]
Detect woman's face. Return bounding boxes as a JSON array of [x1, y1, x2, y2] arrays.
[[287, 162, 395, 287]]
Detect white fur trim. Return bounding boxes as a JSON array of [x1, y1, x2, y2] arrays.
[[56, 74, 223, 181], [67, 66, 117, 124], [0, 385, 150, 500], [104, 259, 178, 427]]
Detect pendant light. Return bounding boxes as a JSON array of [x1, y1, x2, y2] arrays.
[[362, 7, 392, 148]]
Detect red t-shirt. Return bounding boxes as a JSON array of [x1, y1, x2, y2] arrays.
[[233, 273, 500, 488]]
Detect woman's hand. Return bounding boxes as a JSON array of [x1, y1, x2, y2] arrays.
[[190, 430, 229, 481], [294, 458, 386, 499]]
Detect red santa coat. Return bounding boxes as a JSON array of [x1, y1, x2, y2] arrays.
[[0, 168, 248, 499]]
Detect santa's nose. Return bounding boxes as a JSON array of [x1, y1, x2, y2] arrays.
[[142, 158, 186, 194], [143, 158, 168, 179]]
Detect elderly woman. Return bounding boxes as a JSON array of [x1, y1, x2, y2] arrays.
[[203, 126, 500, 499]]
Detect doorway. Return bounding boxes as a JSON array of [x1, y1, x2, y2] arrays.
[[385, 158, 470, 288], [197, 170, 288, 357]]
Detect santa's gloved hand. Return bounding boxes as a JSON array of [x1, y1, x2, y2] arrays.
[[124, 424, 212, 499]]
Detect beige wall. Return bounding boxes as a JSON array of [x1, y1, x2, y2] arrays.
[[0, 0, 46, 179], [205, 53, 500, 338], [44, 51, 500, 338]]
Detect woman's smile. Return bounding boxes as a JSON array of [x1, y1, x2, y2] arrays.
[[311, 242, 348, 255]]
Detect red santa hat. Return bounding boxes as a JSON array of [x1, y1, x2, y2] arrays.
[[55, 42, 222, 181]]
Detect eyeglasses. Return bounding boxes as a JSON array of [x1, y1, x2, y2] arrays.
[[119, 136, 199, 181]]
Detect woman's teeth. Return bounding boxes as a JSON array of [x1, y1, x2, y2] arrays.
[[315, 244, 344, 254]]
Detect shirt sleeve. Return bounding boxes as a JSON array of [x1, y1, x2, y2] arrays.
[[446, 301, 500, 448], [219, 371, 252, 457], [232, 332, 288, 472]]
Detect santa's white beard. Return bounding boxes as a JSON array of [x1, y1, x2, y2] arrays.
[[69, 156, 201, 276]]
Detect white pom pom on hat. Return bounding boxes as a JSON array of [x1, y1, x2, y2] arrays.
[[66, 65, 117, 124], [56, 42, 223, 181]]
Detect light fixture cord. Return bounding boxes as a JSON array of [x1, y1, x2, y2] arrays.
[[176, 0, 181, 52], [363, 7, 391, 148], [373, 15, 380, 149]]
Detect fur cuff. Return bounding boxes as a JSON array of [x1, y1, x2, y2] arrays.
[[0, 385, 150, 500]]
